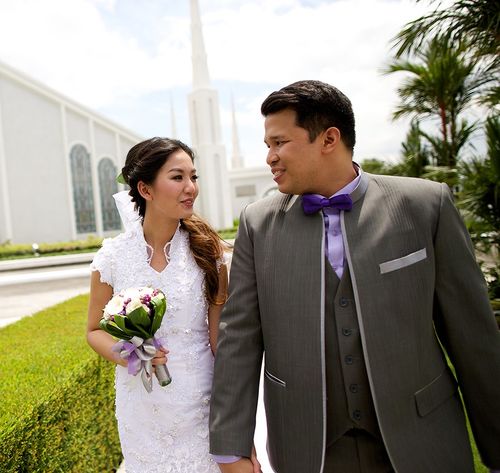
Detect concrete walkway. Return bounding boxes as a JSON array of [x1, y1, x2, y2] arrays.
[[0, 254, 92, 327], [0, 254, 273, 472]]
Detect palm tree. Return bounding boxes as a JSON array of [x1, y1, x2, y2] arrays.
[[383, 35, 486, 167], [458, 115, 500, 302], [392, 0, 499, 106], [421, 118, 476, 167], [458, 115, 500, 244], [399, 120, 430, 176]]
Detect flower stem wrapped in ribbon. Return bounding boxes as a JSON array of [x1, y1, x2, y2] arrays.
[[100, 287, 172, 392]]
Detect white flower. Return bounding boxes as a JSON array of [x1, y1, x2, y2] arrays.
[[125, 298, 143, 315], [139, 287, 155, 297], [103, 294, 124, 319], [122, 287, 141, 301]]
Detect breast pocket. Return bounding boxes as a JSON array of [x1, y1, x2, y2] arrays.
[[379, 248, 427, 274]]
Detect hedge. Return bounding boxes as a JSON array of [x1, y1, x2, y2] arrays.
[[0, 294, 122, 472], [0, 236, 103, 260]]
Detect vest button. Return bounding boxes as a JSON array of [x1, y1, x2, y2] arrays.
[[352, 410, 362, 421], [349, 383, 359, 393], [339, 297, 349, 307], [342, 328, 353, 336], [345, 355, 354, 365]]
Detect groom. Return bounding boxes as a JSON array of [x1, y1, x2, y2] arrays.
[[209, 80, 500, 473]]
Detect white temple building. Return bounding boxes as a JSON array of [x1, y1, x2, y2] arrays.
[[0, 0, 275, 244]]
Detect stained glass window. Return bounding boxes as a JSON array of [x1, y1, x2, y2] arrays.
[[70, 144, 96, 233], [98, 158, 121, 231]]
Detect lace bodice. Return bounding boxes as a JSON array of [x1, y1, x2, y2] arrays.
[[92, 225, 210, 345], [91, 225, 220, 473]]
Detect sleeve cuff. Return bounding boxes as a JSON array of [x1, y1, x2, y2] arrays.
[[211, 454, 242, 464]]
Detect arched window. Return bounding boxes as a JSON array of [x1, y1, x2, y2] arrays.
[[98, 158, 121, 231], [70, 144, 96, 233]]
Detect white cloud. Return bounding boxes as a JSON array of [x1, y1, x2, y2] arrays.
[[0, 0, 191, 107]]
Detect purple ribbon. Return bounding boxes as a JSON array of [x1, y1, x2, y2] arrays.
[[112, 336, 168, 392], [121, 340, 141, 375], [302, 193, 353, 215]]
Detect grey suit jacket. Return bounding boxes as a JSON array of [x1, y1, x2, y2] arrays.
[[209, 172, 500, 473]]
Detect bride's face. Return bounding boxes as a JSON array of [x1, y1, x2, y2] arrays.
[[145, 150, 199, 221]]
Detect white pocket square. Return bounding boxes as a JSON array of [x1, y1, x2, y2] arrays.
[[379, 248, 427, 274]]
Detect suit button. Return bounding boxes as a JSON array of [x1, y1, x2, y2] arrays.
[[353, 410, 362, 421], [342, 328, 352, 336], [349, 384, 359, 393], [345, 355, 354, 365], [339, 297, 349, 308]]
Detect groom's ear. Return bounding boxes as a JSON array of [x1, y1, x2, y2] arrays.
[[137, 181, 153, 201], [322, 127, 341, 152]]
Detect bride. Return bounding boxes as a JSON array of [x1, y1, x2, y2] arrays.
[[86, 137, 260, 473]]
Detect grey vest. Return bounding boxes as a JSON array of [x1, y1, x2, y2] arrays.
[[325, 260, 380, 446]]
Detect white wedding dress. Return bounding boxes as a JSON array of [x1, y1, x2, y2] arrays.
[[91, 222, 220, 473]]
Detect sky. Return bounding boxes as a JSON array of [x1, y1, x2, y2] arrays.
[[0, 0, 448, 168]]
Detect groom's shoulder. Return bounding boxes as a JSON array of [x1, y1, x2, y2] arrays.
[[243, 192, 292, 222], [367, 172, 444, 198]]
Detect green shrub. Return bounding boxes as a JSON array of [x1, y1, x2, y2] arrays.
[[0, 295, 122, 472], [0, 236, 104, 260]]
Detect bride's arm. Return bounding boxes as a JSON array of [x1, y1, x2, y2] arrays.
[[208, 263, 228, 354], [86, 271, 127, 366]]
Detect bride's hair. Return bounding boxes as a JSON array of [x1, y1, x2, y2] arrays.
[[121, 137, 227, 305]]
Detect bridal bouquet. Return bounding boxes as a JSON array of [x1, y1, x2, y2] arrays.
[[100, 287, 172, 392]]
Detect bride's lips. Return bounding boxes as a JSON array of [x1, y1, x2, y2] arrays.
[[181, 198, 194, 208]]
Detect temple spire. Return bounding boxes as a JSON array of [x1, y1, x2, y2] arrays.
[[187, 0, 233, 229], [190, 0, 211, 90]]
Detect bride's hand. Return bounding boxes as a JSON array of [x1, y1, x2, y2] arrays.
[[152, 347, 169, 368]]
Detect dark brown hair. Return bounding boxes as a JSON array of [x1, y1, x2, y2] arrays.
[[261, 80, 356, 151], [121, 137, 226, 305]]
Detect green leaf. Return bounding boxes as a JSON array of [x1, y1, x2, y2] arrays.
[[150, 296, 166, 335], [127, 307, 152, 334], [99, 319, 128, 340], [108, 315, 146, 339], [116, 172, 126, 185], [128, 307, 151, 329], [113, 315, 128, 332]]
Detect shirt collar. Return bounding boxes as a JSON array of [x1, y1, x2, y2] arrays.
[[330, 162, 361, 198]]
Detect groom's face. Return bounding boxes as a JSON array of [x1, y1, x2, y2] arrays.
[[264, 108, 324, 195]]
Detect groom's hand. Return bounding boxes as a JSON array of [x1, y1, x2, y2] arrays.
[[218, 458, 255, 473]]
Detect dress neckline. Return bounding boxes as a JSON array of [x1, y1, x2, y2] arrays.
[[135, 223, 182, 275]]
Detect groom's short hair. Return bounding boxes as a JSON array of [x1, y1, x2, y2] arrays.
[[261, 80, 356, 151]]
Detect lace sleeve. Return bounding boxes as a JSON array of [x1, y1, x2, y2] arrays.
[[90, 238, 114, 286], [217, 250, 232, 272]]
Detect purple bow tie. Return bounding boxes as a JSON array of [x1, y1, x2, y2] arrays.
[[302, 193, 353, 215]]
